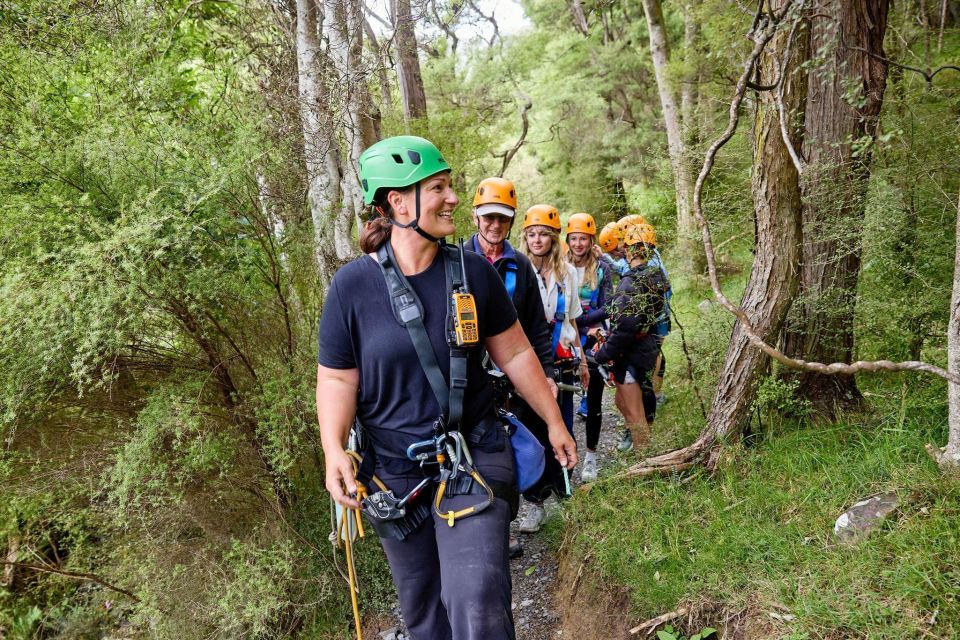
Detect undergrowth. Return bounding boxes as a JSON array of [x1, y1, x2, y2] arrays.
[[555, 248, 960, 639]]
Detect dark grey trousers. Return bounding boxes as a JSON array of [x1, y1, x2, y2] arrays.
[[378, 445, 516, 640]]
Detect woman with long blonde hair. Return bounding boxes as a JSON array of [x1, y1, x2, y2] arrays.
[[513, 204, 588, 533]]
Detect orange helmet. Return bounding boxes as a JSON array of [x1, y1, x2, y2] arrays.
[[623, 222, 657, 247], [565, 213, 596, 236], [616, 214, 647, 235], [598, 222, 620, 252], [473, 177, 517, 216], [522, 204, 561, 231]]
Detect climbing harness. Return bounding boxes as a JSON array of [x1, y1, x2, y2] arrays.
[[369, 239, 503, 528]]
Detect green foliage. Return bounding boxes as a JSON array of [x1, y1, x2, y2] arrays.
[[753, 376, 812, 427], [656, 624, 716, 640]]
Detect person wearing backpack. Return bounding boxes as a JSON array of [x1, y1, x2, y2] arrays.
[[565, 213, 612, 482], [317, 136, 577, 640], [591, 222, 668, 453]]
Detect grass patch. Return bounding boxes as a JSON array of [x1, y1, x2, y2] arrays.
[[562, 379, 960, 638]]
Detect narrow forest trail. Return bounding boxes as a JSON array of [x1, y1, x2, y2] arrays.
[[377, 397, 624, 640]]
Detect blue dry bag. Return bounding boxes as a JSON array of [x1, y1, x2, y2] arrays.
[[500, 411, 545, 492]]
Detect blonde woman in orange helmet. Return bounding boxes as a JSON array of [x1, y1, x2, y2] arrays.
[[517, 204, 587, 533], [564, 213, 613, 482]]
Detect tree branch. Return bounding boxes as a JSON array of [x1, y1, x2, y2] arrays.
[[776, 9, 806, 176], [492, 97, 533, 176], [1, 561, 141, 602]]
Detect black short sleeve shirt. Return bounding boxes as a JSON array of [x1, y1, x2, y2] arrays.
[[318, 246, 518, 461]]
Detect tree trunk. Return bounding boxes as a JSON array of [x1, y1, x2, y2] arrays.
[[641, 0, 704, 274], [701, 6, 807, 456], [930, 192, 960, 471], [324, 0, 379, 227], [295, 0, 352, 283], [781, 0, 890, 419], [392, 0, 427, 123], [569, 0, 589, 35], [680, 3, 700, 147], [3, 535, 21, 591]]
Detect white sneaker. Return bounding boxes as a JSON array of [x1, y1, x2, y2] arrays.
[[656, 392, 666, 407], [518, 503, 546, 533], [581, 455, 598, 482], [617, 430, 634, 451]]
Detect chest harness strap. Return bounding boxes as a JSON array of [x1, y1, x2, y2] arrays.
[[373, 241, 494, 528], [551, 282, 566, 353], [503, 260, 518, 299]]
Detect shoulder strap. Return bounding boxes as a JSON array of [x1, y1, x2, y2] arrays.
[[376, 243, 450, 419], [503, 261, 518, 299], [442, 244, 468, 429]]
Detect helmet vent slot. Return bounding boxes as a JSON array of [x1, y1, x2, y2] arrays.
[[391, 154, 404, 163], [406, 150, 422, 164]]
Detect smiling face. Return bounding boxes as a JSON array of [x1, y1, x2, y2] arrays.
[[387, 172, 459, 238], [567, 232, 592, 258], [524, 225, 554, 256], [473, 211, 514, 245]]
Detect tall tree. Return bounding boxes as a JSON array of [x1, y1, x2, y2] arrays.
[[640, 0, 704, 273], [700, 4, 807, 459], [781, 0, 891, 418], [295, 0, 378, 282], [392, 0, 428, 122]]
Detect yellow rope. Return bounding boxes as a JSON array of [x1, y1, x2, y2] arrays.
[[335, 451, 377, 639]]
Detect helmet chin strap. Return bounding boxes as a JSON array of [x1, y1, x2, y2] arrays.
[[387, 183, 442, 243]]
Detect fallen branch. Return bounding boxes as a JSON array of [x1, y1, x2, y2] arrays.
[[629, 606, 690, 635], [1, 561, 141, 603]]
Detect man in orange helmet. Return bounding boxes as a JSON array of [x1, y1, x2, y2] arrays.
[[466, 176, 560, 555]]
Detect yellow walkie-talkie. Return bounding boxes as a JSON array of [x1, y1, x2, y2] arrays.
[[452, 292, 479, 346], [451, 240, 480, 347]]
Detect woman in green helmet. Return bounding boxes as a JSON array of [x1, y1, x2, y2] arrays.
[[317, 136, 576, 639]]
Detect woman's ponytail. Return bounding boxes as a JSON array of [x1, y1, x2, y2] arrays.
[[360, 214, 391, 253]]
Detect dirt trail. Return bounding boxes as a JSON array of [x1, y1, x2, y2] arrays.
[[509, 400, 622, 640]]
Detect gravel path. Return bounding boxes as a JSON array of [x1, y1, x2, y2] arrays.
[[509, 395, 621, 640]]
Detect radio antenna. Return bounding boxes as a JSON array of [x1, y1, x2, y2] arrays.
[[457, 237, 470, 292]]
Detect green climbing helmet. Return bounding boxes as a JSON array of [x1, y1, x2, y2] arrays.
[[358, 136, 451, 205]]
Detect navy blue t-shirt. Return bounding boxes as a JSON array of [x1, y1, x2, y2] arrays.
[[318, 246, 518, 464]]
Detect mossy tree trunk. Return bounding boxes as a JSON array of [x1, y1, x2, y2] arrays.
[[781, 0, 891, 420], [641, 0, 704, 275], [701, 3, 808, 461]]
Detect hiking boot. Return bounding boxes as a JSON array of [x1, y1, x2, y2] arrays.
[[581, 454, 598, 482], [518, 503, 546, 533], [509, 536, 523, 559], [617, 430, 633, 452]]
